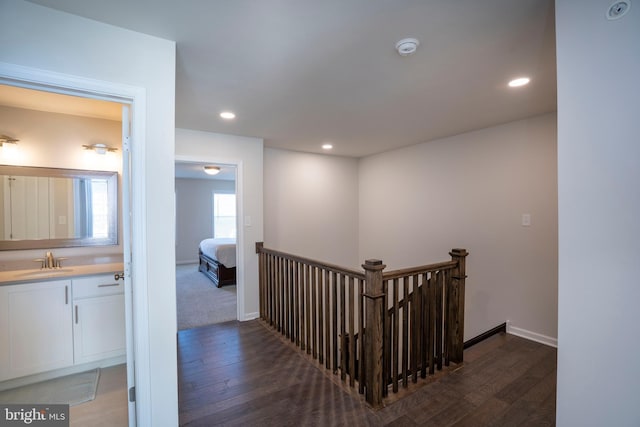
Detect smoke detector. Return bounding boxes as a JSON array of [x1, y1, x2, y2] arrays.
[[395, 38, 420, 56], [607, 0, 631, 19]]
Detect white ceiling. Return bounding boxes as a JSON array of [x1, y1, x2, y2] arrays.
[[0, 84, 121, 121], [25, 0, 557, 158]]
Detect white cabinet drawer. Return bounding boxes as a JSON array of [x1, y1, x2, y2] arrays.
[[73, 274, 123, 299]]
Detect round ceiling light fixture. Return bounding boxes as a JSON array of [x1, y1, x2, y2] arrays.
[[395, 38, 420, 56], [203, 165, 221, 175]]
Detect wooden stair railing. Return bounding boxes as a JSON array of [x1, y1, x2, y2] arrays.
[[256, 242, 468, 409]]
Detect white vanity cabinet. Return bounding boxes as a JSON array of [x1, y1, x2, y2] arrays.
[[72, 274, 125, 364], [0, 271, 125, 383], [0, 280, 74, 381]]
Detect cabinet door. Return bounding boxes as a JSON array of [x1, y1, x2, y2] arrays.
[[73, 294, 125, 364], [0, 280, 73, 381]]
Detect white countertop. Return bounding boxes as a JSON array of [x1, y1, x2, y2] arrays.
[[0, 262, 124, 285]]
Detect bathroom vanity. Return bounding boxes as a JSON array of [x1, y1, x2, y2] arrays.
[[0, 264, 125, 386], [0, 164, 126, 389]]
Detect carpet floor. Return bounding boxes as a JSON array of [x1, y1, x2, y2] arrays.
[[0, 368, 100, 406], [176, 263, 237, 330]]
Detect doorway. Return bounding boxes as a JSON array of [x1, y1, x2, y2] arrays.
[[0, 76, 139, 426], [174, 160, 239, 328]]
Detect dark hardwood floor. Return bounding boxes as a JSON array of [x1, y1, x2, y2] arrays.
[[177, 320, 556, 426]]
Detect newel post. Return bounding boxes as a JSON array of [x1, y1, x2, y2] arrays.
[[256, 242, 264, 319], [362, 259, 386, 409], [449, 248, 468, 363]]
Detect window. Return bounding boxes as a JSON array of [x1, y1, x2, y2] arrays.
[[213, 193, 236, 238], [73, 177, 109, 239], [90, 178, 109, 238]]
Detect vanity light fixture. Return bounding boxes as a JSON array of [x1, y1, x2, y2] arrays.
[[204, 165, 221, 175], [83, 143, 117, 155], [0, 134, 19, 146], [0, 135, 19, 158], [322, 143, 333, 150], [220, 111, 236, 120]]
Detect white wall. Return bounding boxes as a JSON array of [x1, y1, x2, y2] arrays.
[[0, 105, 121, 171], [0, 105, 124, 263], [175, 178, 235, 263], [264, 148, 360, 268], [556, 1, 640, 425], [0, 2, 177, 425], [359, 113, 558, 341], [175, 128, 263, 319]]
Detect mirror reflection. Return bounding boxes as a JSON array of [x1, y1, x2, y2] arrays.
[[0, 165, 118, 250]]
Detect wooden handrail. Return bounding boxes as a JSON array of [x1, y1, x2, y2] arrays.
[[257, 244, 365, 279], [383, 260, 457, 280], [255, 242, 468, 409]]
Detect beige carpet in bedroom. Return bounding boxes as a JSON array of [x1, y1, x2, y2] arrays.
[[176, 263, 237, 330]]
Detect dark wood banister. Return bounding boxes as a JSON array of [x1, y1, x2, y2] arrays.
[[383, 260, 457, 280], [255, 242, 468, 410], [257, 244, 457, 281], [257, 244, 365, 279], [384, 261, 458, 315]]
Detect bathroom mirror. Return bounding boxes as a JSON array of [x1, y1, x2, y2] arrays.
[[0, 165, 118, 250]]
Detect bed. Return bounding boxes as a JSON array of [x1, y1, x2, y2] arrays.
[[198, 238, 237, 287]]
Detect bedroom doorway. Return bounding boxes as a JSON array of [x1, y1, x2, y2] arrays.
[[174, 160, 239, 330]]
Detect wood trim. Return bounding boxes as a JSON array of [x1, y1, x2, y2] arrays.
[[257, 246, 365, 279], [382, 261, 457, 280], [463, 323, 507, 349]]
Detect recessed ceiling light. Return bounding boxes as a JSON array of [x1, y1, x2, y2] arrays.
[[508, 77, 530, 88], [220, 111, 236, 119], [322, 143, 333, 150]]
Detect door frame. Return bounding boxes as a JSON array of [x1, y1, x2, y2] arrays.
[[174, 155, 246, 320], [0, 61, 151, 426]]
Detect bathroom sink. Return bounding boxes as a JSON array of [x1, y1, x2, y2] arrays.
[[14, 268, 75, 279]]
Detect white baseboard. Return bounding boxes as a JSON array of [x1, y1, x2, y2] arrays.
[[241, 312, 260, 321], [506, 321, 557, 348]]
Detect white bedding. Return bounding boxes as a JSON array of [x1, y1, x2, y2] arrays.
[[199, 238, 236, 268]]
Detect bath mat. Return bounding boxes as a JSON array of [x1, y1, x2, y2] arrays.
[[0, 368, 100, 406]]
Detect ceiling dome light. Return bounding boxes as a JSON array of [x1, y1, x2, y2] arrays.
[[220, 111, 236, 119], [508, 77, 530, 87], [395, 38, 420, 56], [203, 165, 221, 175], [322, 143, 333, 150]]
